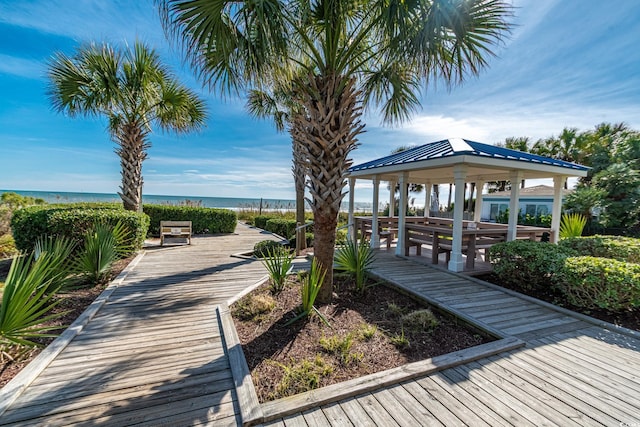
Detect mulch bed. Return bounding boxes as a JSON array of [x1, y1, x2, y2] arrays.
[[476, 273, 640, 332], [232, 274, 491, 403], [0, 257, 133, 388]]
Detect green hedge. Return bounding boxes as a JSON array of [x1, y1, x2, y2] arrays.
[[557, 256, 640, 311], [143, 205, 236, 235], [488, 240, 576, 291], [559, 235, 640, 264], [11, 205, 149, 254], [265, 219, 297, 239], [253, 215, 274, 229], [253, 240, 284, 258]]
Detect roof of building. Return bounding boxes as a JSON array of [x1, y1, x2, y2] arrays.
[[348, 138, 590, 183]]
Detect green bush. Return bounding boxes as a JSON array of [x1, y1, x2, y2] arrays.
[[11, 206, 149, 254], [143, 205, 236, 236], [253, 215, 275, 229], [287, 232, 314, 249], [265, 219, 297, 239], [488, 240, 576, 291], [559, 235, 640, 264], [0, 235, 18, 259], [253, 240, 284, 258], [0, 207, 11, 236], [557, 256, 640, 311]]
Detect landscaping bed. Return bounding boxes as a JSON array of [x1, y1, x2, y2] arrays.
[[232, 274, 491, 403], [0, 256, 133, 388]]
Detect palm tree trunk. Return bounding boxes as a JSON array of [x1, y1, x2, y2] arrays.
[[291, 128, 307, 252], [294, 74, 364, 303], [115, 124, 148, 212]]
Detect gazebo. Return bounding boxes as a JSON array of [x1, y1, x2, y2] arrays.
[[346, 138, 590, 272]]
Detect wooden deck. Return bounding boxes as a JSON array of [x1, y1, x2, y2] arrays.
[[2, 231, 640, 426], [0, 223, 282, 426], [262, 251, 640, 427]]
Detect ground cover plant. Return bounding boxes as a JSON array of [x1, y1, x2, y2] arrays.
[[231, 273, 490, 402]]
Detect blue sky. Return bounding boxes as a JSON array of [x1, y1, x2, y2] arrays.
[[1, 0, 640, 204]]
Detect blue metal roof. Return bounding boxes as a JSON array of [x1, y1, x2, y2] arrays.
[[349, 138, 590, 173]]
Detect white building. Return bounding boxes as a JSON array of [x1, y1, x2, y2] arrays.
[[481, 185, 571, 222]]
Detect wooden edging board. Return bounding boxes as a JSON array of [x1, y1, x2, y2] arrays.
[[217, 302, 263, 426], [0, 251, 146, 417]]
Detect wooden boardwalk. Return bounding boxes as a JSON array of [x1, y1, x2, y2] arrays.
[[0, 223, 280, 426], [262, 251, 640, 427], [2, 232, 640, 426]]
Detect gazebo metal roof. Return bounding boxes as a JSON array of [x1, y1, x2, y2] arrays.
[[348, 138, 589, 182]]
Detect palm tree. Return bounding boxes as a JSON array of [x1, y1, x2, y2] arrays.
[[160, 0, 512, 302], [246, 88, 308, 252], [47, 41, 207, 212]]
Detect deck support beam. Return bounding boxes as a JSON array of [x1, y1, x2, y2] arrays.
[[395, 173, 408, 256], [371, 176, 380, 249], [551, 176, 565, 243], [474, 181, 485, 222], [424, 181, 432, 218], [448, 166, 467, 272], [507, 172, 523, 241]]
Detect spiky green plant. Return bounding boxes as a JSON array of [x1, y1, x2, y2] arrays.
[[287, 258, 329, 326], [74, 223, 119, 284], [33, 235, 77, 293], [0, 253, 67, 351], [560, 213, 588, 239], [261, 247, 294, 293], [335, 239, 375, 292]]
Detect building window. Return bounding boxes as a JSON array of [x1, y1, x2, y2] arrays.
[[489, 203, 509, 220]]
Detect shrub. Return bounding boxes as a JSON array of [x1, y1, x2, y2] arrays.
[[334, 239, 375, 293], [287, 232, 314, 250], [556, 256, 640, 311], [287, 258, 328, 325], [33, 235, 77, 293], [253, 240, 284, 258], [265, 218, 297, 239], [253, 215, 274, 229], [488, 240, 576, 291], [0, 206, 11, 235], [401, 309, 439, 332], [559, 235, 640, 264], [11, 205, 148, 254], [143, 205, 236, 235]]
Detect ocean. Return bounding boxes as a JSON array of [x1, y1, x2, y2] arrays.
[[1, 190, 373, 212]]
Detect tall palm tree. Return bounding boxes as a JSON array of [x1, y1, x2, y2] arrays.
[[160, 0, 512, 302], [246, 88, 308, 252], [47, 41, 207, 212]]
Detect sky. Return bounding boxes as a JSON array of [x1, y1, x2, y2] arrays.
[[1, 0, 640, 205]]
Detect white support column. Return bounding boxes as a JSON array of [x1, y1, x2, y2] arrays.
[[551, 175, 565, 243], [507, 171, 523, 241], [388, 180, 396, 217], [424, 181, 431, 218], [474, 181, 485, 222], [371, 176, 380, 249], [395, 173, 408, 256], [347, 177, 356, 244], [448, 166, 467, 272]]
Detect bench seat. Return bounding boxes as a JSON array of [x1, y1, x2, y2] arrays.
[[160, 221, 192, 246]]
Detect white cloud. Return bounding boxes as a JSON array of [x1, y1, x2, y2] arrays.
[[0, 54, 45, 79]]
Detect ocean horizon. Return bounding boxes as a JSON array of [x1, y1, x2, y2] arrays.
[[1, 189, 374, 212]]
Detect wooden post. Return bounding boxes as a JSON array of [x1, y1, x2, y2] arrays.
[[507, 171, 523, 241], [448, 166, 467, 272], [395, 173, 408, 256], [371, 176, 380, 249], [551, 176, 565, 243]]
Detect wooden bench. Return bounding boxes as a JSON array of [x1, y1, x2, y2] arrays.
[[160, 221, 192, 246]]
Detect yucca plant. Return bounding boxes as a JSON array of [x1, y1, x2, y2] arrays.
[[1, 253, 67, 355], [74, 223, 119, 284], [261, 247, 295, 293], [33, 235, 77, 293], [287, 259, 329, 326], [335, 239, 375, 293], [560, 213, 588, 239]]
